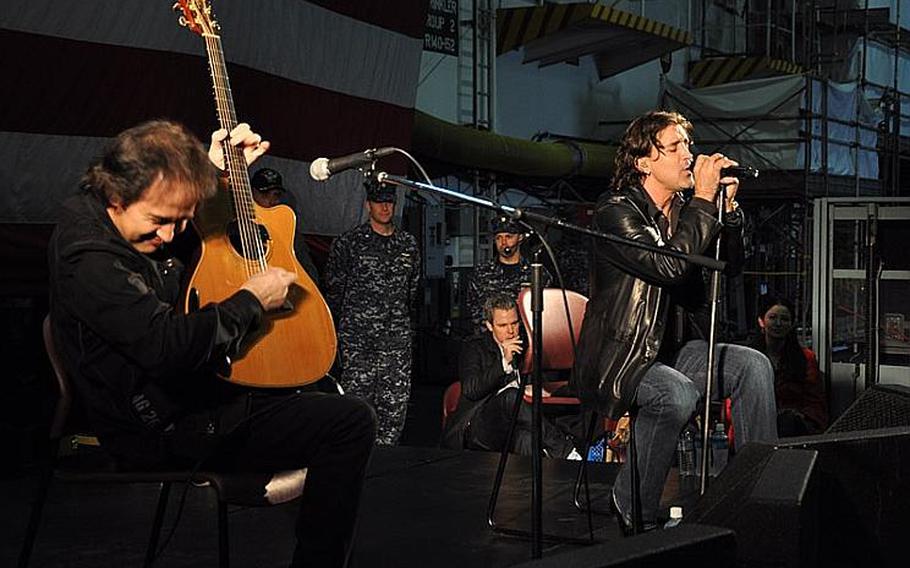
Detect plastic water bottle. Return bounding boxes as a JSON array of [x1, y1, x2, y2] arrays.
[[664, 506, 683, 529], [676, 429, 696, 476], [710, 422, 729, 477]]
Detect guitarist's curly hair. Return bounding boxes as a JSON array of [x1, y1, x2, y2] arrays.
[[82, 120, 217, 208]]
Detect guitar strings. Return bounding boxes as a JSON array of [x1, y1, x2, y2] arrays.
[[208, 34, 262, 275], [206, 33, 253, 275], [206, 34, 267, 276]]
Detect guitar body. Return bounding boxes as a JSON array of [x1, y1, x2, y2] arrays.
[[185, 188, 337, 387]]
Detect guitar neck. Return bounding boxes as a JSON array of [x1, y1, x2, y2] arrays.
[[202, 32, 265, 270], [203, 34, 254, 201]]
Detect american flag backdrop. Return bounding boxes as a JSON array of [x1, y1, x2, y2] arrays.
[[0, 0, 428, 293], [0, 0, 427, 233]]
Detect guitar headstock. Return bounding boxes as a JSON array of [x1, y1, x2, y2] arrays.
[[173, 0, 219, 36]]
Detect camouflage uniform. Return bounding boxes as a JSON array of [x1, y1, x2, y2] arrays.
[[324, 221, 419, 445], [466, 215, 551, 330], [466, 257, 538, 331], [553, 236, 592, 297]]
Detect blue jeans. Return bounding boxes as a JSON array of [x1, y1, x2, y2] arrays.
[[612, 340, 777, 524]]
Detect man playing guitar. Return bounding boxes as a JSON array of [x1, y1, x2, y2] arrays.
[[48, 119, 376, 567]]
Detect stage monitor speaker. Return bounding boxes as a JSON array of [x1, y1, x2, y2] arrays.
[[688, 397, 910, 568], [776, 425, 910, 567], [686, 444, 819, 568], [509, 524, 736, 568], [827, 383, 910, 433]]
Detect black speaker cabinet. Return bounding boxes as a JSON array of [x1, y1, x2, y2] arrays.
[[776, 425, 910, 567], [827, 383, 910, 433], [686, 444, 819, 568], [688, 390, 910, 568], [510, 524, 736, 568]]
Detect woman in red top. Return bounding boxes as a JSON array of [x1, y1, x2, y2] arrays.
[[750, 296, 829, 436]]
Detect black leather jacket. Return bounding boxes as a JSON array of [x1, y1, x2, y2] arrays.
[[573, 185, 743, 418]]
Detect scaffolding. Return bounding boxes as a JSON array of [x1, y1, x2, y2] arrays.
[[424, 1, 910, 339], [674, 0, 910, 341]]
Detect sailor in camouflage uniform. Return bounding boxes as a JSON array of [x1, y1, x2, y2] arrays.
[[324, 180, 420, 445], [466, 215, 550, 331]]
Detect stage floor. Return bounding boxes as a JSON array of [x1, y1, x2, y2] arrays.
[[0, 445, 699, 567]]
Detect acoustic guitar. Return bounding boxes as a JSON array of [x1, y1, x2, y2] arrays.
[[174, 0, 336, 387]]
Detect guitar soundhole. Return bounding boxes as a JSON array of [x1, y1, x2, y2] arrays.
[[227, 220, 270, 260]]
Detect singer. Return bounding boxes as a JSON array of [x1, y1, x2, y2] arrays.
[[573, 110, 777, 534], [441, 293, 580, 458], [465, 215, 551, 333]]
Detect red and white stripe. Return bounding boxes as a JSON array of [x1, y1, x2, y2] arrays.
[[0, 0, 427, 235]]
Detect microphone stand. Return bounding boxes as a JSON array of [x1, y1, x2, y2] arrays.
[[376, 171, 726, 557], [529, 254, 544, 557], [698, 185, 727, 495], [375, 173, 726, 273]]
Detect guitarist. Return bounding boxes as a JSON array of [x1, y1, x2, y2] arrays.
[[48, 119, 376, 567]]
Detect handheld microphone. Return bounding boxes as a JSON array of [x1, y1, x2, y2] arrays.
[[502, 246, 514, 256], [720, 165, 759, 179], [309, 147, 395, 181]]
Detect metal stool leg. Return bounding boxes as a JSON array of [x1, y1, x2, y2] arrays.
[[144, 481, 172, 568], [487, 383, 528, 529], [487, 384, 595, 544], [628, 412, 642, 535], [572, 411, 600, 511], [18, 457, 56, 568], [218, 500, 230, 568]]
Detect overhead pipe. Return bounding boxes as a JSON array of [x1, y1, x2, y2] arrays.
[[412, 111, 616, 179]]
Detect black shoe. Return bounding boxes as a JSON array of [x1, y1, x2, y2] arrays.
[[610, 490, 658, 537]]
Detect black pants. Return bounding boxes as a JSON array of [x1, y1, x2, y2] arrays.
[[168, 390, 377, 568], [466, 387, 574, 458]]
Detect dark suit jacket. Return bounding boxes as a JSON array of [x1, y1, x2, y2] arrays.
[[441, 333, 514, 449]]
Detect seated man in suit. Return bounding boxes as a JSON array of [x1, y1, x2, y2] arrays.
[[442, 293, 579, 458]]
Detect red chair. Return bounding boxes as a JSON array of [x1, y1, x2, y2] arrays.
[[441, 381, 462, 429], [488, 287, 596, 541], [517, 287, 588, 405]]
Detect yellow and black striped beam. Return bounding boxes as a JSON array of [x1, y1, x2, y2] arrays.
[[497, 2, 692, 57], [689, 56, 803, 88]]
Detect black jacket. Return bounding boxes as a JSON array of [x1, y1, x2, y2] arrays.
[[441, 333, 513, 449], [48, 192, 264, 464], [573, 185, 743, 418]]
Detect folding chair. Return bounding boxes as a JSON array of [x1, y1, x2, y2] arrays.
[[19, 316, 308, 568]]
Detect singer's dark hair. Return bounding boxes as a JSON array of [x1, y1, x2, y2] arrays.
[[82, 120, 217, 208], [611, 110, 692, 192], [483, 292, 517, 323]]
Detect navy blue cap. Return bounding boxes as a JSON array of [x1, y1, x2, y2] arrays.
[[365, 180, 396, 203], [251, 168, 285, 192], [490, 214, 520, 235]]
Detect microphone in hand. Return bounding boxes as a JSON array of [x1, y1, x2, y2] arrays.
[[719, 165, 759, 179]]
